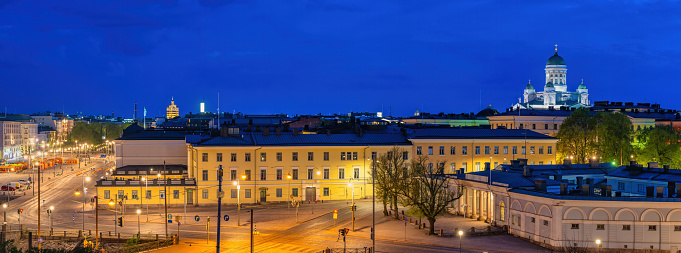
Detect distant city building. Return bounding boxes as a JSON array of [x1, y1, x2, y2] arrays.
[[166, 98, 179, 119], [515, 46, 590, 110], [0, 121, 22, 160]]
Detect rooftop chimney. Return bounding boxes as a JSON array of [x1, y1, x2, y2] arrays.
[[511, 160, 520, 168], [576, 176, 583, 187], [677, 183, 681, 198], [326, 129, 331, 136], [263, 127, 270, 136], [656, 186, 664, 198], [523, 167, 533, 177], [275, 127, 281, 135], [563, 159, 572, 169], [630, 161, 637, 166], [293, 129, 300, 136], [615, 191, 622, 197], [534, 179, 547, 192], [553, 175, 562, 182], [484, 162, 491, 171], [668, 182, 676, 198], [518, 159, 528, 167], [663, 165, 670, 173], [648, 162, 659, 169], [560, 183, 568, 195], [581, 185, 590, 196]]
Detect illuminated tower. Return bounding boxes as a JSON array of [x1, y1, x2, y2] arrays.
[[545, 44, 567, 92], [166, 97, 179, 119]]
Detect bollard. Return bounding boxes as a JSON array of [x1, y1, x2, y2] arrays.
[[50, 228, 53, 235], [28, 232, 32, 249], [79, 230, 83, 238], [89, 229, 92, 235], [64, 231, 67, 237], [108, 231, 111, 236], [100, 232, 103, 240], [118, 233, 121, 239], [156, 234, 159, 240], [440, 229, 443, 237]]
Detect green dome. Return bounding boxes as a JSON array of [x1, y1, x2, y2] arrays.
[[545, 82, 554, 88], [578, 81, 586, 89], [525, 82, 534, 90], [546, 52, 566, 66]]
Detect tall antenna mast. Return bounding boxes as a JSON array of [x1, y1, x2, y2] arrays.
[[217, 91, 220, 131]]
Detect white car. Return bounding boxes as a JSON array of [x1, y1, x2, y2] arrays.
[[17, 180, 30, 185]]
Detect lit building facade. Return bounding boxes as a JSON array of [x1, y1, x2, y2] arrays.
[[0, 121, 22, 160], [166, 98, 179, 119]]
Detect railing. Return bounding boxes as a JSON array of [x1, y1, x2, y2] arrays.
[[108, 238, 174, 253], [97, 179, 197, 187], [16, 229, 170, 242], [317, 248, 371, 253]]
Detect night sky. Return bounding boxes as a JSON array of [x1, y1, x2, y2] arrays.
[[1, 0, 680, 118]]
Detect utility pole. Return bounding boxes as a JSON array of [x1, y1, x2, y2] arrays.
[[216, 165, 224, 253], [95, 196, 99, 249], [250, 209, 254, 253], [371, 159, 376, 252], [164, 161, 168, 238], [38, 149, 42, 251]]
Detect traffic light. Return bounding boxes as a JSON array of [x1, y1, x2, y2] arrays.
[[340, 229, 345, 236], [117, 216, 123, 227]]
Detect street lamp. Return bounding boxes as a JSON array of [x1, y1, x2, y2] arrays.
[[137, 209, 141, 237], [458, 230, 464, 253], [81, 175, 91, 231], [142, 177, 148, 221], [349, 181, 355, 231], [596, 239, 601, 250], [287, 173, 292, 209], [2, 203, 6, 225], [48, 206, 54, 234]]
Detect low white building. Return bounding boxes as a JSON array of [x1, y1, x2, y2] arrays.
[[450, 160, 681, 252], [114, 124, 188, 167], [0, 121, 22, 160]]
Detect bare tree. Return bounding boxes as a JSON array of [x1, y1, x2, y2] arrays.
[[372, 146, 408, 219], [399, 156, 463, 235]]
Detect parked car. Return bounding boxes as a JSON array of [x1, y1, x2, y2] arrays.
[[1, 185, 15, 191], [17, 180, 29, 185]]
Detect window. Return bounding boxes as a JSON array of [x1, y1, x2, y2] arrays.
[[245, 153, 251, 162], [539, 146, 544, 154], [276, 168, 282, 180], [571, 224, 579, 229], [543, 220, 549, 226], [292, 188, 298, 197], [618, 182, 625, 190], [484, 146, 490, 155], [324, 152, 329, 161], [231, 189, 237, 198], [323, 168, 330, 179], [450, 163, 456, 173], [531, 217, 535, 223], [354, 168, 360, 179], [276, 152, 282, 161], [513, 146, 517, 155], [417, 146, 422, 156], [462, 146, 468, 155], [159, 190, 165, 199], [308, 152, 314, 161], [292, 168, 298, 180], [260, 169, 266, 180], [308, 169, 313, 179], [475, 162, 480, 171], [202, 170, 208, 181], [553, 124, 558, 130], [450, 146, 456, 155], [323, 188, 329, 196], [231, 153, 237, 162], [292, 152, 298, 161], [638, 184, 645, 193], [202, 153, 208, 162], [462, 162, 467, 171], [475, 146, 480, 155], [439, 146, 445, 155], [544, 124, 548, 130], [622, 225, 631, 231], [202, 190, 208, 199], [402, 151, 409, 160], [352, 152, 358, 160], [530, 146, 535, 155], [173, 190, 179, 199], [338, 168, 345, 179], [104, 190, 110, 199], [597, 224, 605, 230], [547, 146, 552, 155], [341, 152, 346, 160], [230, 170, 237, 181], [649, 225, 657, 231], [245, 189, 251, 198], [521, 146, 526, 155], [217, 153, 223, 162], [260, 153, 266, 162], [674, 225, 681, 231], [519, 124, 523, 129], [245, 170, 251, 180], [276, 188, 282, 198], [532, 124, 536, 130], [503, 146, 508, 154], [428, 146, 433, 155], [494, 146, 499, 155], [132, 190, 138, 199], [146, 190, 151, 199]]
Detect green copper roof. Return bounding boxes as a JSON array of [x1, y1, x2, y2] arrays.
[[578, 81, 586, 89], [546, 52, 566, 66], [525, 82, 534, 90], [545, 82, 554, 88]]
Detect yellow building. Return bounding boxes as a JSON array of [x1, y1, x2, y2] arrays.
[[166, 98, 179, 119], [409, 128, 558, 173], [187, 128, 412, 206], [96, 164, 195, 206]]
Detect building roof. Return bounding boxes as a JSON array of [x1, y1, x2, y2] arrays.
[[606, 165, 681, 182], [455, 170, 563, 188], [409, 128, 556, 140], [510, 189, 681, 202], [117, 130, 188, 140], [192, 132, 411, 147], [499, 163, 616, 176]]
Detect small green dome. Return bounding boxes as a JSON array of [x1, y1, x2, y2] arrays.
[[546, 52, 566, 66], [525, 82, 534, 90], [545, 82, 554, 88], [578, 80, 586, 89]]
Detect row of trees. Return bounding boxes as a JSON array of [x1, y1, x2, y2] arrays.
[[556, 108, 681, 167], [372, 147, 462, 235], [69, 122, 130, 145]]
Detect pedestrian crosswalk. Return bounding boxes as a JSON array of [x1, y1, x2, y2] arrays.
[[231, 242, 320, 252]]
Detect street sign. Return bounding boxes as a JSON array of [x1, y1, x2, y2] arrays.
[[223, 215, 229, 222], [194, 215, 200, 222], [168, 220, 173, 223], [38, 237, 42, 243], [333, 209, 338, 219], [168, 214, 172, 220], [178, 222, 181, 226], [175, 216, 181, 222], [217, 191, 224, 199]]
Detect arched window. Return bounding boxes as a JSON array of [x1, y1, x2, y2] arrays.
[[500, 202, 506, 221]]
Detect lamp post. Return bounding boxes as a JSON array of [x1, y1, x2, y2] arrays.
[[349, 181, 355, 231], [142, 177, 148, 221], [3, 203, 6, 225], [458, 230, 463, 253], [48, 206, 54, 234], [109, 199, 116, 235], [287, 173, 291, 209], [137, 209, 141, 237], [80, 175, 90, 231], [238, 174, 246, 226], [596, 239, 601, 251]]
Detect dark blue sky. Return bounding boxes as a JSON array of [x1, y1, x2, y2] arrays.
[[1, 0, 680, 118]]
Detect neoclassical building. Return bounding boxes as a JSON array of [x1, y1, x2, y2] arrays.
[[515, 46, 590, 110]]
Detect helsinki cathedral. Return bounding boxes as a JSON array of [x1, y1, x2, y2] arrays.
[[514, 45, 590, 110]]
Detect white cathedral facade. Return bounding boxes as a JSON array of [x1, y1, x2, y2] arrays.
[[514, 47, 590, 110]]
